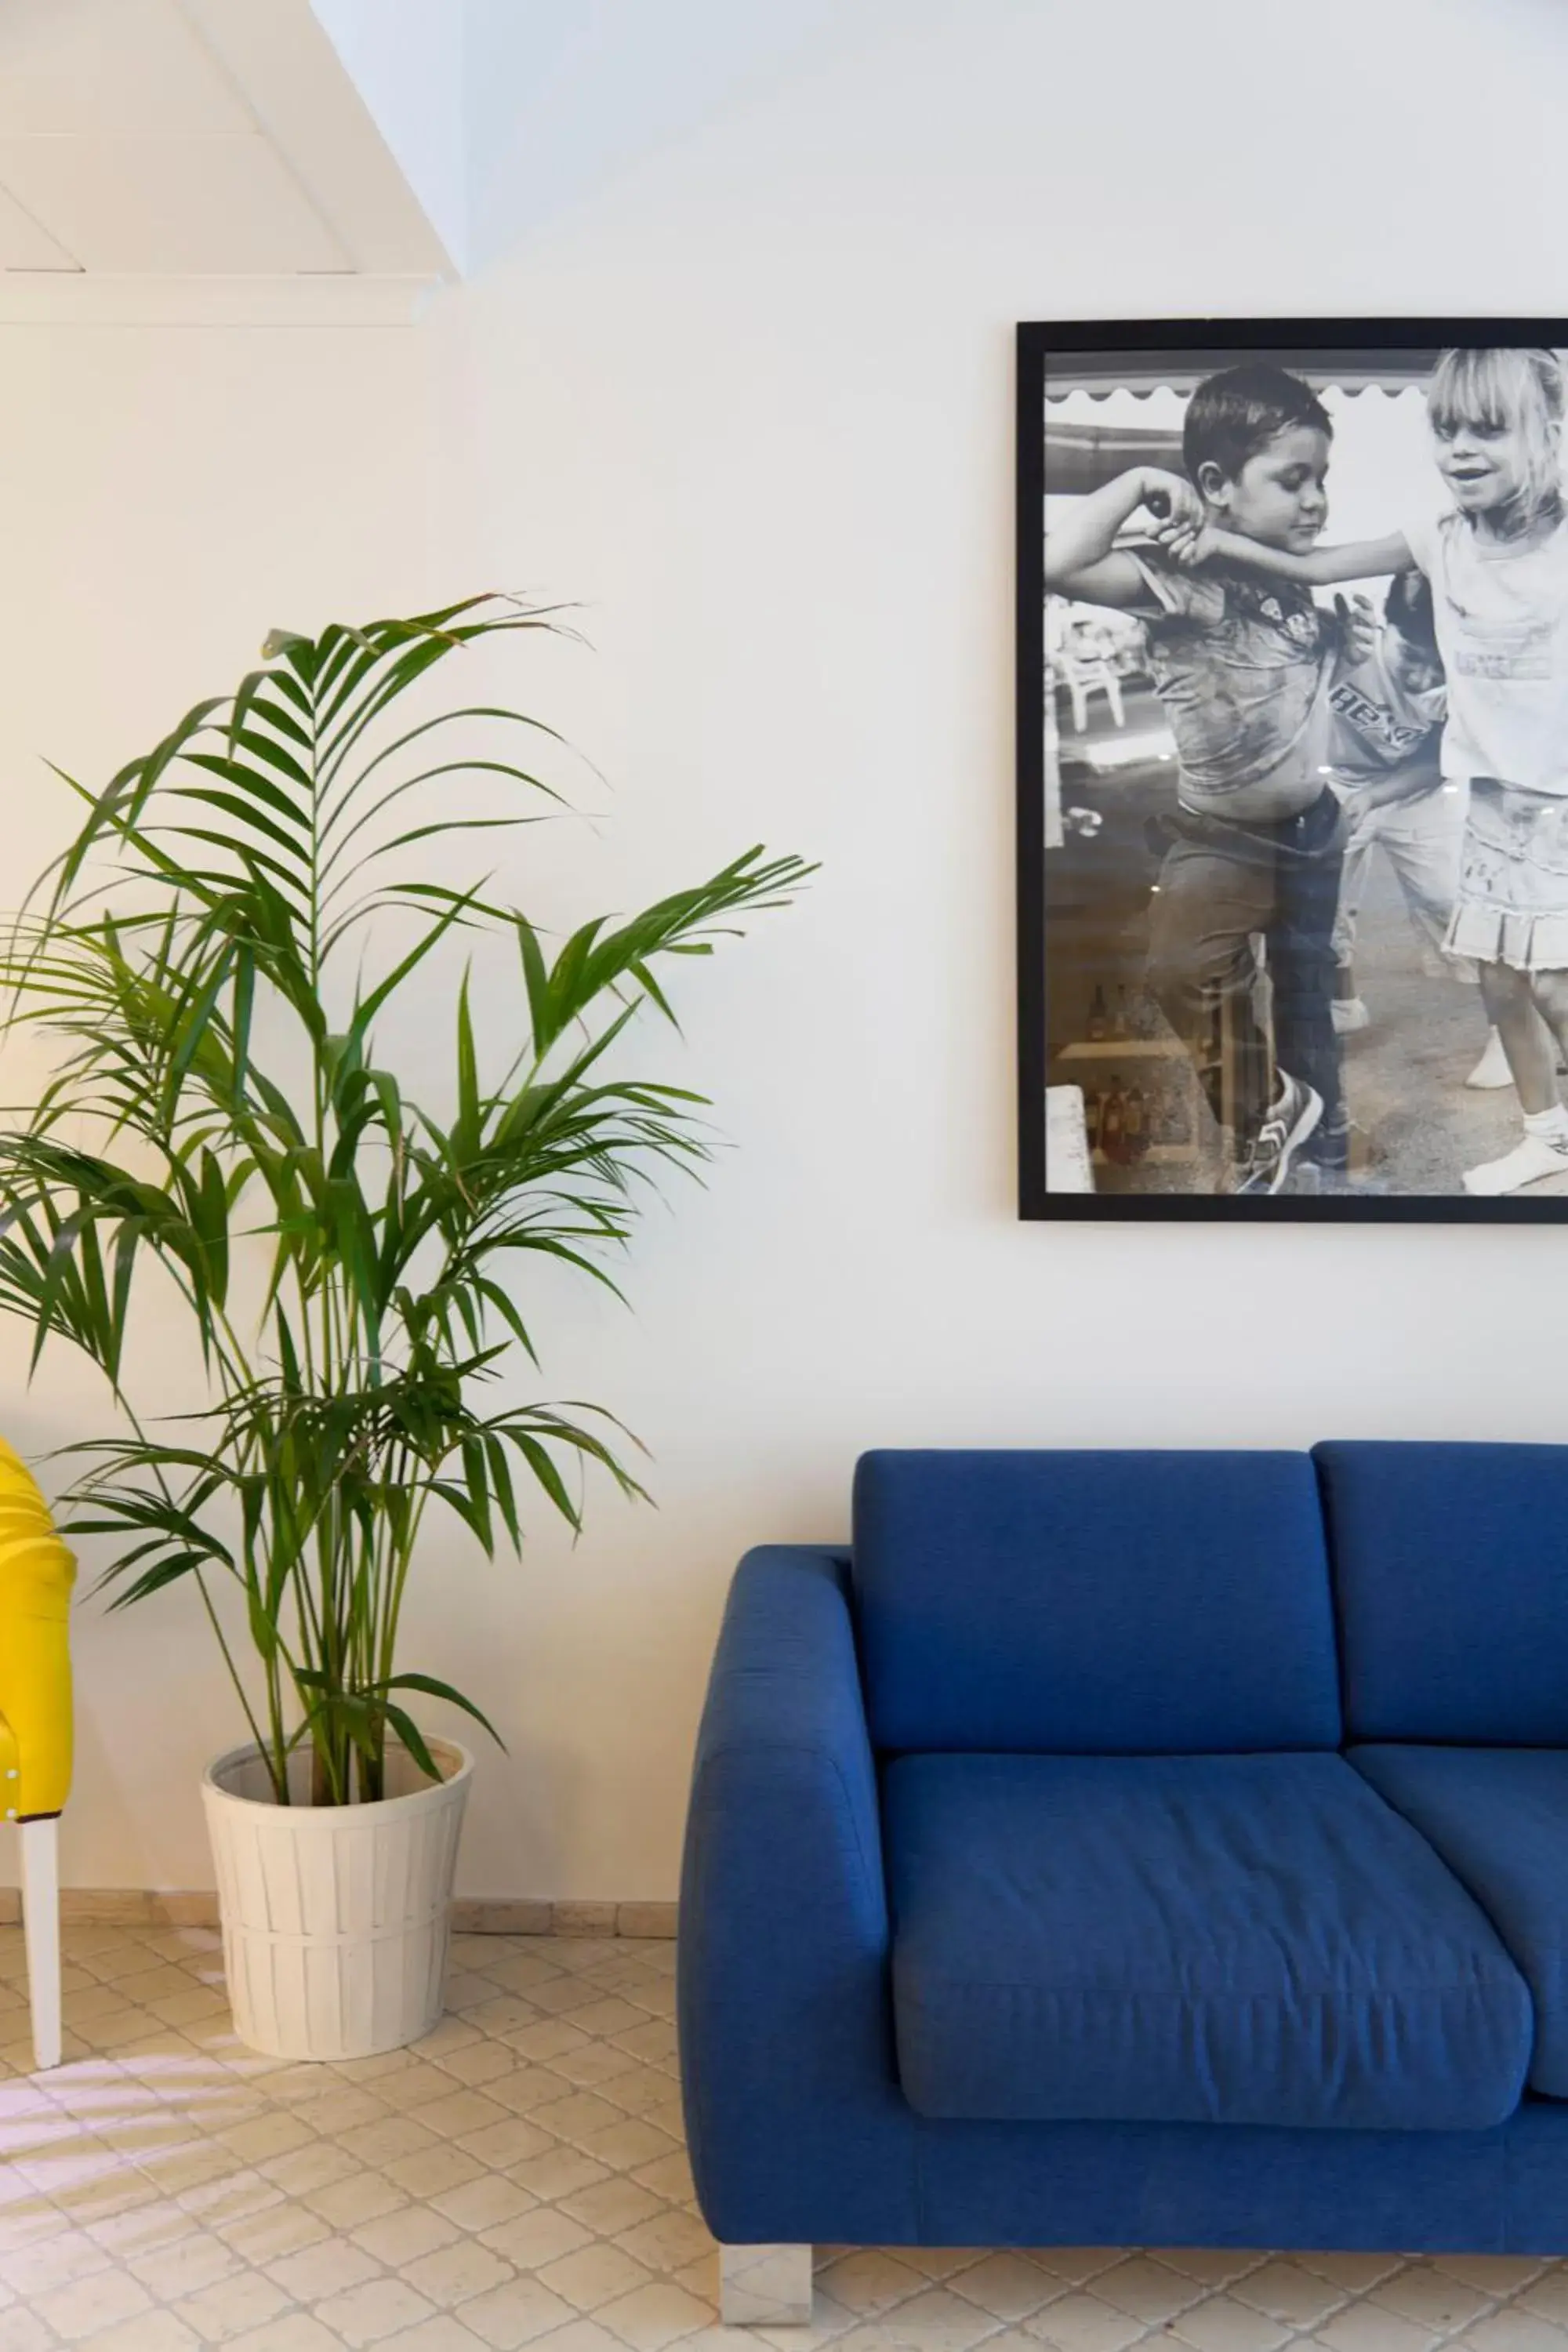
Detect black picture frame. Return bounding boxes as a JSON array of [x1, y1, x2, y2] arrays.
[[1018, 317, 1568, 1223]]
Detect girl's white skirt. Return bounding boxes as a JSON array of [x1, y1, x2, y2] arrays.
[[1446, 776, 1568, 971]]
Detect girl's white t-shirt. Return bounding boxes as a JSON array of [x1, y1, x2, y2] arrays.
[[1404, 506, 1568, 795]]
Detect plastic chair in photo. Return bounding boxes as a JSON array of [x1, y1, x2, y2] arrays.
[[0, 1437, 76, 2071], [1058, 646, 1126, 733]]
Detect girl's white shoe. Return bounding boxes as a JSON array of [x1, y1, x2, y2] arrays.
[[1462, 1132, 1568, 1195], [1464, 1029, 1515, 1089]]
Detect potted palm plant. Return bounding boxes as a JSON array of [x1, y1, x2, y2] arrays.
[[0, 596, 807, 2058]]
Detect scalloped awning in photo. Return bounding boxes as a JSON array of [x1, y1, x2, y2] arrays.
[[1042, 349, 1446, 399]]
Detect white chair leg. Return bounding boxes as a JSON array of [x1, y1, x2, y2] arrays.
[[719, 2244, 813, 2326], [20, 1817, 61, 2071]]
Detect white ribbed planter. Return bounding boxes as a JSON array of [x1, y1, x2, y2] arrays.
[[201, 1737, 473, 2060]]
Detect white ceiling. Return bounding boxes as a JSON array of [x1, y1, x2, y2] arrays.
[[0, 0, 457, 300]]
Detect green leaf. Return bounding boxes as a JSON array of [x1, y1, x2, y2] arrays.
[[346, 891, 478, 1059], [383, 1702, 440, 1782], [512, 1433, 582, 1532], [169, 779, 310, 862], [455, 971, 479, 1155], [103, 1550, 212, 1609], [381, 1672, 506, 1751]]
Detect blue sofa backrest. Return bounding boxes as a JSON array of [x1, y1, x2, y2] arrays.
[[1316, 1441, 1568, 1743], [851, 1449, 1341, 1753]]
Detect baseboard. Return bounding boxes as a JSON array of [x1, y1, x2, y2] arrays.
[[0, 1889, 677, 1937]]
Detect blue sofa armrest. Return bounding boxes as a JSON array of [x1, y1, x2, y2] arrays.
[[677, 1546, 918, 2245]]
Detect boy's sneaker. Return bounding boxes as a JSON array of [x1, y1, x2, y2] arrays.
[[1462, 1132, 1568, 1196], [1223, 1071, 1323, 1196], [1464, 1028, 1514, 1090], [1331, 996, 1370, 1035]]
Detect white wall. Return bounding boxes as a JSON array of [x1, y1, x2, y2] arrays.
[[7, 0, 1568, 1900]]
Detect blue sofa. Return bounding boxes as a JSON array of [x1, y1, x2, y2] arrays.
[[677, 1445, 1568, 2321]]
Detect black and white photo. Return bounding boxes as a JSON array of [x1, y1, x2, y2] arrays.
[[1018, 321, 1568, 1221]]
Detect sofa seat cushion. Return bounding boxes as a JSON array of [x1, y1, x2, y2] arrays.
[[884, 1751, 1532, 2130], [1350, 1746, 1568, 2099]]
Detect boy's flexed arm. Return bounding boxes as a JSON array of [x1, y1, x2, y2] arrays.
[[1044, 466, 1204, 606], [1189, 527, 1414, 586]]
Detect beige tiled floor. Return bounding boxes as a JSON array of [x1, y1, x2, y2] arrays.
[[2, 1926, 1567, 2352]]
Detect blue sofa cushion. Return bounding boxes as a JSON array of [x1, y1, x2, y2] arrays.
[[1350, 1744, 1568, 2100], [884, 1751, 1532, 2129], [852, 1450, 1340, 1753], [1315, 1442, 1568, 1743]]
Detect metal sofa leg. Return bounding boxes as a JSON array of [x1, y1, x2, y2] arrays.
[[719, 2244, 814, 2325]]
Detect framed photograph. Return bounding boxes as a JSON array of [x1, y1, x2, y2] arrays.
[[1017, 319, 1568, 1221]]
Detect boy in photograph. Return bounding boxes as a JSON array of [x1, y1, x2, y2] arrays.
[[1043, 363, 1352, 1193]]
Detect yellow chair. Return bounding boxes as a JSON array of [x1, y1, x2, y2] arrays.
[[0, 1436, 75, 2070]]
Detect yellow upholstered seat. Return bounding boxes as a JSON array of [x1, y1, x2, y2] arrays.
[[0, 1436, 75, 1823]]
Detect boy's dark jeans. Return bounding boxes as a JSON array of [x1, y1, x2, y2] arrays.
[[1146, 788, 1346, 1161]]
